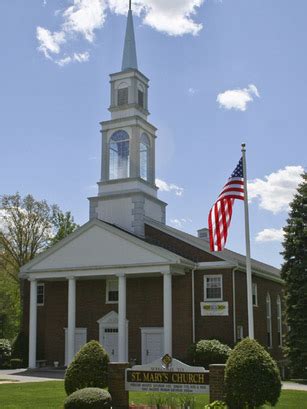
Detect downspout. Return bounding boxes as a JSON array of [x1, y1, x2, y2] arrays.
[[191, 268, 196, 343], [232, 267, 239, 344]]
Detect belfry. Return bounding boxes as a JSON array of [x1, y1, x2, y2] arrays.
[[89, 4, 166, 237]]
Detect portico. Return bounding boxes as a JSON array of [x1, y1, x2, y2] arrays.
[[23, 219, 193, 368]]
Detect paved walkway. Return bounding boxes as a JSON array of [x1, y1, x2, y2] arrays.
[[0, 368, 64, 383], [1, 369, 307, 391], [282, 381, 307, 391]]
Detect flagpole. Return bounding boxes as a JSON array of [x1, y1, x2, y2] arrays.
[[241, 143, 254, 339]]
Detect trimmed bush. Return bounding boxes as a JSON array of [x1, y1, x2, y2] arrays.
[[10, 358, 23, 369], [225, 338, 281, 409], [65, 340, 109, 395], [0, 339, 11, 368], [11, 332, 29, 367], [187, 339, 231, 369], [64, 388, 111, 409]]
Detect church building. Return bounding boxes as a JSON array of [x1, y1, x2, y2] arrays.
[[20, 6, 285, 370]]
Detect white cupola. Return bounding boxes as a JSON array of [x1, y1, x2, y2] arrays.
[[89, 3, 166, 237]]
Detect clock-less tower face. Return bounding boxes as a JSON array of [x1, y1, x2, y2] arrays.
[[88, 7, 166, 236]]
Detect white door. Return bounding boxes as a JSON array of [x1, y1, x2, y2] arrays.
[[97, 311, 128, 362], [64, 328, 87, 366], [101, 327, 118, 362], [141, 328, 164, 364]]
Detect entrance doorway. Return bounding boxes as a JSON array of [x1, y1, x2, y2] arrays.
[[64, 328, 87, 366], [97, 311, 128, 362], [141, 327, 164, 364]]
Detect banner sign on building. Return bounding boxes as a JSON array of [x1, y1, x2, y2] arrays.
[[200, 301, 229, 316], [125, 355, 209, 394]]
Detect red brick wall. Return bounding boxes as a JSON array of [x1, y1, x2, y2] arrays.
[[21, 224, 285, 365], [195, 269, 235, 346], [23, 274, 193, 366]]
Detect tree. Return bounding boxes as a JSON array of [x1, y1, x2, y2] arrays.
[[281, 172, 307, 378], [0, 193, 78, 338], [0, 270, 20, 340], [0, 193, 56, 282], [50, 210, 78, 246]]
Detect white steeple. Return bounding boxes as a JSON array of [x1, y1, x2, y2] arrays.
[[122, 2, 138, 71], [89, 1, 166, 236]]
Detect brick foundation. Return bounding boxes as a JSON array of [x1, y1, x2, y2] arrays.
[[209, 364, 226, 403], [108, 362, 129, 409]]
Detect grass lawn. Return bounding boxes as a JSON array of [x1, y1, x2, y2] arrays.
[[0, 381, 307, 409]]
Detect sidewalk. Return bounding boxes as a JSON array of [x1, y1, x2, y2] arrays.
[[282, 381, 307, 391], [0, 368, 64, 383]]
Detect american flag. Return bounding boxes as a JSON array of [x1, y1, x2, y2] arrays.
[[208, 158, 245, 251]]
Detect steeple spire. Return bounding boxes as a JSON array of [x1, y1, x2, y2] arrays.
[[121, 1, 138, 71]]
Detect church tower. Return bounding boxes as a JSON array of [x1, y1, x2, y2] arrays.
[[89, 3, 166, 237]]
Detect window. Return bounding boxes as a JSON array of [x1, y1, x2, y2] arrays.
[[106, 279, 119, 303], [252, 283, 258, 306], [118, 88, 128, 106], [204, 275, 223, 301], [37, 283, 44, 306], [140, 133, 150, 181], [237, 325, 244, 341], [109, 130, 130, 179], [138, 90, 144, 108], [277, 295, 282, 347], [266, 293, 272, 348]]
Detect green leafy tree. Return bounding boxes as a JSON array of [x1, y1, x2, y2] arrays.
[[0, 192, 78, 339], [0, 193, 57, 282], [50, 210, 78, 246], [0, 270, 20, 340], [281, 172, 307, 378]]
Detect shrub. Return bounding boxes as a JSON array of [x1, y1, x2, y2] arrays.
[[64, 340, 109, 395], [10, 358, 23, 369], [187, 339, 231, 369], [64, 388, 111, 409], [225, 338, 281, 409], [204, 402, 226, 409], [0, 339, 11, 368], [11, 332, 29, 367]]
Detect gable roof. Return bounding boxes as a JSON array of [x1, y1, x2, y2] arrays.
[[145, 218, 282, 281], [20, 218, 194, 276]]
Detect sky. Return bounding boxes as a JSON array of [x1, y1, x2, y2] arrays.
[[0, 0, 306, 268]]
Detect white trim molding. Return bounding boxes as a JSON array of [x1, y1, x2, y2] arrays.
[[204, 274, 223, 301]]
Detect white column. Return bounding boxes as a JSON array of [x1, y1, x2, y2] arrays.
[[163, 271, 172, 356], [67, 276, 76, 365], [117, 273, 127, 362], [28, 278, 37, 369]]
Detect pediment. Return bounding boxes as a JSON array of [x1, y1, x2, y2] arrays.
[[97, 311, 119, 325], [22, 219, 179, 273]]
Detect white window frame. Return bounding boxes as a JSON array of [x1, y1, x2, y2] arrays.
[[204, 274, 223, 301], [37, 283, 45, 306], [252, 282, 258, 306], [106, 279, 119, 304], [277, 295, 283, 347], [266, 293, 273, 348], [236, 325, 244, 342]]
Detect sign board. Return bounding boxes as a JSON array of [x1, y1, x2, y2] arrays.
[[200, 301, 229, 316], [125, 355, 209, 394]]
